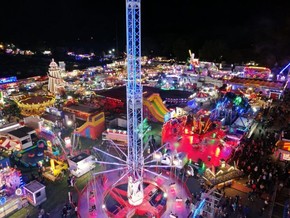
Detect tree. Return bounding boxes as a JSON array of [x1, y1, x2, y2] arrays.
[[172, 36, 195, 61], [199, 40, 229, 62]]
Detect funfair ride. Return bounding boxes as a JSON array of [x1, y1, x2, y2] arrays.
[[92, 0, 146, 207], [82, 1, 193, 217], [125, 0, 144, 206]]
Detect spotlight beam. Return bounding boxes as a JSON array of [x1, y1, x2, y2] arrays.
[[144, 159, 158, 165], [95, 160, 127, 167], [104, 139, 127, 158], [93, 146, 127, 163], [144, 165, 177, 168], [111, 171, 130, 188], [143, 168, 169, 180], [93, 167, 125, 176]]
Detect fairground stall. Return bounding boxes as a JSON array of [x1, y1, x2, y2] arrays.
[[203, 160, 243, 186], [226, 77, 287, 99], [275, 128, 290, 162], [67, 153, 96, 177], [23, 180, 46, 207], [243, 66, 271, 80]]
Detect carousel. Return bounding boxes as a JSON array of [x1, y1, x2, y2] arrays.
[[15, 94, 56, 116]]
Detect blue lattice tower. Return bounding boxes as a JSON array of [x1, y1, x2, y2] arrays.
[[126, 0, 144, 206]]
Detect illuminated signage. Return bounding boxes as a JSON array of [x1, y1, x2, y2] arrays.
[[0, 76, 17, 85], [282, 153, 290, 161]]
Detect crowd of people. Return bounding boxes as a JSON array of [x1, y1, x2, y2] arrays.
[[190, 91, 290, 218]]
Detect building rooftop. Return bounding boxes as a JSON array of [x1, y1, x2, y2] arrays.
[[0, 122, 21, 133], [24, 180, 45, 193], [18, 126, 35, 134], [42, 113, 60, 123], [7, 126, 35, 138], [64, 104, 100, 114], [70, 153, 90, 163]]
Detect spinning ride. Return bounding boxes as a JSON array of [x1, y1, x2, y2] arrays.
[[16, 94, 55, 116], [162, 110, 240, 167]]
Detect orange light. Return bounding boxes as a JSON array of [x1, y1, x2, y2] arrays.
[[189, 136, 193, 144], [283, 142, 290, 151], [245, 66, 271, 72], [215, 147, 220, 157]]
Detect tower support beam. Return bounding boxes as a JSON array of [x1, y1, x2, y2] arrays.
[[126, 0, 144, 206]]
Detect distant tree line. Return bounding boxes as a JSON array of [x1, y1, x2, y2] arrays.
[[141, 18, 290, 67]]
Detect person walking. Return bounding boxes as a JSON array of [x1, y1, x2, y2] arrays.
[[62, 205, 67, 218], [74, 205, 78, 217], [259, 207, 265, 216], [185, 198, 190, 209]]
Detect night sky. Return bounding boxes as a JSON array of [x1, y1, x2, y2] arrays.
[[1, 0, 290, 63]]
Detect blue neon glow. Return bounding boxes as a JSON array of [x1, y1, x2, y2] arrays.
[[279, 62, 290, 74], [193, 199, 205, 217], [0, 197, 6, 205], [0, 76, 17, 85]]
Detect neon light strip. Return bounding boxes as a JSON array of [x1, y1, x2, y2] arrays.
[[193, 199, 205, 217], [245, 66, 270, 71], [279, 62, 290, 74]]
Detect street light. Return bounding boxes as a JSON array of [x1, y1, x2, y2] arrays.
[[153, 151, 162, 161], [66, 120, 73, 126]]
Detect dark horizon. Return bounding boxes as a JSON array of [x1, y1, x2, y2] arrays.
[[1, 0, 290, 65]]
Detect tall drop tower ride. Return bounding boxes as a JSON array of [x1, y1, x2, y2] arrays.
[[80, 0, 191, 216], [126, 0, 144, 206]]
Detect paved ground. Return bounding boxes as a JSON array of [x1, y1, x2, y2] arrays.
[[223, 178, 271, 218]]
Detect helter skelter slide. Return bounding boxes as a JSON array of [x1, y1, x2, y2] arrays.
[[143, 93, 169, 123]]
